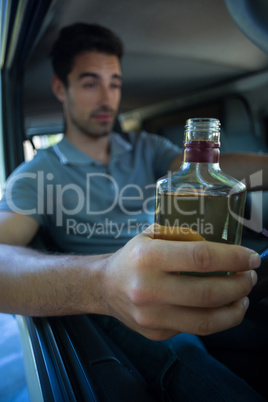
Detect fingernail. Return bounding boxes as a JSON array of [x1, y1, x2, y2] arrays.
[[249, 252, 261, 269], [251, 270, 258, 286], [242, 296, 250, 311]]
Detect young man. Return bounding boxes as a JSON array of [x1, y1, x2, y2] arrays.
[[0, 23, 266, 400]]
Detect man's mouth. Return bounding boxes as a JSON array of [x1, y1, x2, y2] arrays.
[[92, 112, 114, 123]]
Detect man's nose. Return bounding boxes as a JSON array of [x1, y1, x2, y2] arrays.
[[99, 85, 113, 107]]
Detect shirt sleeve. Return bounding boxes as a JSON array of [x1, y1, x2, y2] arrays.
[[146, 132, 181, 178], [0, 160, 46, 226]]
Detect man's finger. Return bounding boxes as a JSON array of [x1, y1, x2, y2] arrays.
[[141, 227, 260, 273], [134, 297, 249, 339], [157, 270, 257, 308]]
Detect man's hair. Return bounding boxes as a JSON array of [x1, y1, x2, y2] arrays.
[[50, 23, 124, 86]]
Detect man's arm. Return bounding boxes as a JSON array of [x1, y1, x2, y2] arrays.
[[220, 153, 268, 191], [0, 212, 259, 341], [170, 153, 268, 191], [0, 211, 112, 317], [0, 211, 39, 245], [0, 243, 109, 316]]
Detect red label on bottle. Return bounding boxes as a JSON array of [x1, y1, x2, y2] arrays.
[[183, 141, 220, 163]]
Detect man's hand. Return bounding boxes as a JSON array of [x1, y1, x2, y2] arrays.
[[0, 217, 260, 340], [103, 225, 260, 341]]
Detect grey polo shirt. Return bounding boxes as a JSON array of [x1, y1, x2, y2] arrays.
[[0, 131, 180, 254]]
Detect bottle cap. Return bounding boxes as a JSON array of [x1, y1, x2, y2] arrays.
[[184, 117, 220, 143]]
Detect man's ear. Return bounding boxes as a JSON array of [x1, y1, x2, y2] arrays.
[[51, 75, 66, 103]]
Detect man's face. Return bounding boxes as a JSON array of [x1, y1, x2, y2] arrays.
[[62, 51, 122, 138]]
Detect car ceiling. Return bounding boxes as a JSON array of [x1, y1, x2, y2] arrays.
[[23, 0, 268, 131]]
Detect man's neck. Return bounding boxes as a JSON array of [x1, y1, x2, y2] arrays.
[[65, 131, 111, 165]]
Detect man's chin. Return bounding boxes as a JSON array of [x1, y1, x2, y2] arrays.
[[82, 123, 114, 138]]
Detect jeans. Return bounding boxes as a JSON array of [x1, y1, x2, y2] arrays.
[[92, 315, 266, 402]]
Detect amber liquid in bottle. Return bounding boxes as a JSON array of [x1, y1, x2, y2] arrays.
[[155, 191, 246, 244], [154, 118, 247, 276]]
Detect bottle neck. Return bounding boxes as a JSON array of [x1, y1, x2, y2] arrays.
[[182, 141, 220, 163]]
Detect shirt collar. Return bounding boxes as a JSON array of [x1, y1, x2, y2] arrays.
[[52, 132, 133, 166]]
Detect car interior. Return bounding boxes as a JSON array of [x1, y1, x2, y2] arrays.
[[1, 0, 268, 400]]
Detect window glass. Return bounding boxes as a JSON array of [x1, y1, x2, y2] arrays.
[[0, 76, 6, 199], [23, 133, 63, 161]]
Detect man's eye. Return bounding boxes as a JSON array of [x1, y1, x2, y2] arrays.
[[111, 83, 122, 89], [84, 82, 95, 88]]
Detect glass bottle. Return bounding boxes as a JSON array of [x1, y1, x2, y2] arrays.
[[154, 118, 246, 274]]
